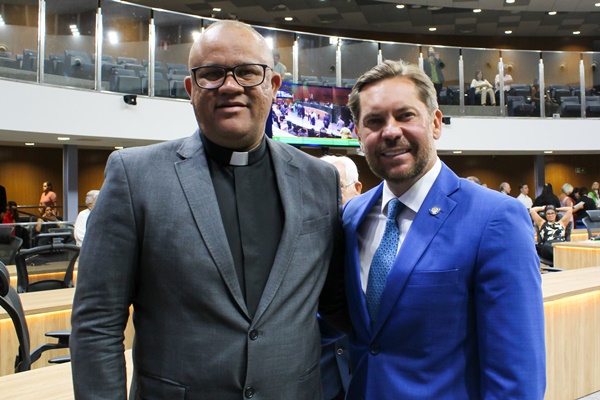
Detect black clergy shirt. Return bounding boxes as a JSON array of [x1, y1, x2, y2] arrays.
[[202, 134, 284, 318]]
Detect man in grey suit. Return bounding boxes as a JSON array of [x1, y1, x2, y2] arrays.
[[70, 20, 346, 400]]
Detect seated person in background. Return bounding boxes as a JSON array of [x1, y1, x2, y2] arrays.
[[573, 187, 597, 224], [2, 201, 19, 226], [74, 190, 100, 247], [339, 127, 352, 140], [470, 70, 495, 105], [531, 78, 558, 116], [533, 183, 561, 208], [530, 205, 573, 261], [494, 67, 513, 103], [35, 206, 61, 234]]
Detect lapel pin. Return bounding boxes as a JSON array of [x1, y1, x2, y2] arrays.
[[429, 206, 441, 216]]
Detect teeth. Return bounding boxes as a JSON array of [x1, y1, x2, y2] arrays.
[[383, 149, 409, 156]]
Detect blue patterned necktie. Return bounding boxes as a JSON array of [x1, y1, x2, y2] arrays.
[[366, 198, 404, 325]]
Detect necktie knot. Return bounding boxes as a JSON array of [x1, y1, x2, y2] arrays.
[[386, 198, 402, 221]]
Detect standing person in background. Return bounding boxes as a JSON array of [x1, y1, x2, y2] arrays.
[[423, 47, 445, 102], [533, 183, 561, 208], [70, 20, 346, 400], [73, 190, 100, 247], [39, 181, 57, 214], [517, 183, 533, 209], [499, 181, 511, 195], [423, 47, 446, 101], [343, 59, 545, 399], [0, 184, 6, 221], [320, 155, 362, 400], [589, 181, 600, 207], [272, 50, 287, 78], [559, 183, 576, 229]]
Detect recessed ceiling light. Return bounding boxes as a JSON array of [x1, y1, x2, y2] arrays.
[[453, 151, 463, 154], [396, 4, 405, 9], [573, 31, 581, 35], [505, 30, 513, 34], [57, 137, 71, 141], [25, 142, 35, 146], [473, 8, 482, 13], [284, 16, 293, 21], [506, 0, 515, 3], [595, 3, 600, 6], [548, 11, 557, 15], [544, 151, 553, 154], [429, 27, 437, 32], [115, 146, 124, 150], [212, 8, 221, 12]]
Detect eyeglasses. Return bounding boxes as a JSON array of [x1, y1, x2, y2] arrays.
[[341, 181, 356, 189], [190, 63, 272, 89]]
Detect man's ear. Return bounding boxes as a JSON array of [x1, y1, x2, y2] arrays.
[[184, 76, 193, 97]]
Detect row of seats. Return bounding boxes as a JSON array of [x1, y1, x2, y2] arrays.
[[298, 75, 357, 88], [507, 95, 600, 117], [0, 50, 189, 98]]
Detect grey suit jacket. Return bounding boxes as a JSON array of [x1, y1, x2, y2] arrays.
[[70, 131, 345, 400]]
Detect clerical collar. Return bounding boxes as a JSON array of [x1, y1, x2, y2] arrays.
[[201, 134, 267, 166]]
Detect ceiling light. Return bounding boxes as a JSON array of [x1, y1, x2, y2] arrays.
[[573, 31, 581, 35], [25, 142, 35, 146], [473, 8, 481, 13], [57, 137, 71, 141], [396, 4, 405, 9], [108, 31, 119, 44], [452, 151, 463, 154], [212, 8, 221, 12], [548, 11, 557, 16], [429, 27, 437, 32], [596, 3, 600, 6], [506, 0, 515, 3], [0, 15, 4, 25], [544, 151, 553, 154], [505, 30, 513, 34], [284, 16, 293, 21], [192, 31, 201, 41], [115, 146, 124, 150]]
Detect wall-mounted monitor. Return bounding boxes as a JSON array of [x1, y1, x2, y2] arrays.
[[270, 82, 359, 147]]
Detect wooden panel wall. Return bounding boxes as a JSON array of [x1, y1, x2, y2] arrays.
[[0, 145, 597, 212]]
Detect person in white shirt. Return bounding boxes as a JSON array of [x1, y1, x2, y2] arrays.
[[74, 190, 99, 246], [517, 183, 533, 209], [470, 70, 495, 105]]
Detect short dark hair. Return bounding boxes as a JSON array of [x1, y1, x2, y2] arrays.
[[519, 183, 527, 190]]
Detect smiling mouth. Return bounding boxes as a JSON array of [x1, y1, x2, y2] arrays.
[[382, 148, 410, 157]]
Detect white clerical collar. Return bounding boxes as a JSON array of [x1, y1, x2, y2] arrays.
[[229, 152, 249, 166]]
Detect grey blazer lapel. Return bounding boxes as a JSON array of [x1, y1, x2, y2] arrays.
[[252, 140, 301, 322], [174, 132, 249, 318]]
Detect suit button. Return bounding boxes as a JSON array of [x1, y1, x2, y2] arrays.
[[244, 386, 255, 398], [370, 343, 380, 355], [249, 329, 259, 340], [336, 348, 344, 356]]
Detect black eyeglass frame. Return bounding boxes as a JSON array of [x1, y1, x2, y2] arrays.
[[190, 63, 272, 89]]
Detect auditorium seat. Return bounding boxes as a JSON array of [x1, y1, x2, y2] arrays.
[[507, 95, 535, 117], [559, 96, 581, 118], [109, 68, 142, 94]]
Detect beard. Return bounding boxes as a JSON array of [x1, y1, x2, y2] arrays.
[[363, 137, 434, 185]]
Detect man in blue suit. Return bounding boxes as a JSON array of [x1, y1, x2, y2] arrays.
[[343, 59, 546, 399]]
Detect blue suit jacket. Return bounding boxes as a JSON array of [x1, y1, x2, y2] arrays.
[[343, 163, 546, 399]]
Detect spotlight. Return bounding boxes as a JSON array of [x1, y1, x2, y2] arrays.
[[123, 94, 137, 105]]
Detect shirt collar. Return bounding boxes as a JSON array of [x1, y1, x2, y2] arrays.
[[380, 157, 442, 215], [201, 133, 267, 166]]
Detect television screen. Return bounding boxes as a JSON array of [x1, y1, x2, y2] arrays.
[[270, 82, 359, 147]]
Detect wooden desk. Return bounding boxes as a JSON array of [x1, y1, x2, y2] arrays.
[[543, 267, 600, 400], [0, 349, 133, 399], [553, 240, 600, 270], [0, 288, 133, 377], [571, 228, 589, 242], [1, 269, 598, 399]]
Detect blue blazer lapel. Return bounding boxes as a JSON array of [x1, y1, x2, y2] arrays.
[[344, 183, 384, 335], [375, 165, 459, 331], [174, 131, 249, 318]]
